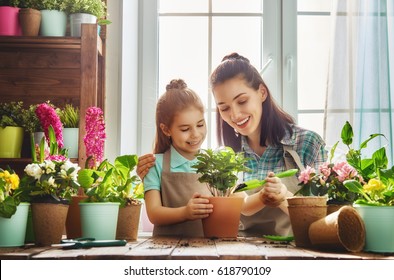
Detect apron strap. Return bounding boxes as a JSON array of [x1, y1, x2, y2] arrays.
[[283, 145, 305, 171], [163, 149, 171, 173]]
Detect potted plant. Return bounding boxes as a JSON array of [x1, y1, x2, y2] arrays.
[[14, 0, 42, 36], [192, 146, 251, 238], [342, 122, 394, 253], [79, 154, 142, 241], [113, 155, 143, 241], [58, 104, 80, 159], [0, 0, 21, 36], [74, 106, 122, 240], [19, 103, 79, 246], [35, 0, 67, 36], [64, 0, 110, 37], [0, 101, 25, 158], [0, 167, 30, 247]]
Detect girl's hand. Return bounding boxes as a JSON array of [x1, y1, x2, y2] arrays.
[[185, 192, 213, 220], [260, 172, 288, 207], [137, 154, 156, 179]]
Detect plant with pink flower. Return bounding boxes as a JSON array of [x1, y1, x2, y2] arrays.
[[83, 107, 106, 168], [35, 103, 64, 149]]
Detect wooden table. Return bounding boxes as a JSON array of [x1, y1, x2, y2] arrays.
[[1, 236, 393, 260]]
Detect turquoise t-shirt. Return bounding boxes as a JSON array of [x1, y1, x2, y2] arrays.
[[143, 146, 199, 193]]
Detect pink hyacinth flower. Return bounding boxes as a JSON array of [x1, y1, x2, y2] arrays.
[[84, 107, 106, 168], [35, 103, 64, 149]]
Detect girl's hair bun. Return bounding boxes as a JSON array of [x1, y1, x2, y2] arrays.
[[166, 79, 187, 91]]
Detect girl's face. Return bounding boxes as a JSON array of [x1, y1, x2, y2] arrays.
[[160, 106, 207, 160], [213, 76, 267, 139]]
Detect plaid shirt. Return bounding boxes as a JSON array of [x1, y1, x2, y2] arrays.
[[242, 124, 327, 182]]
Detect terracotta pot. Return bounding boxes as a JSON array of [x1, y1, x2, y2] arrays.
[[287, 196, 327, 247], [309, 206, 365, 252], [31, 202, 69, 246], [116, 202, 142, 241], [326, 202, 352, 215], [19, 8, 41, 36], [202, 196, 243, 238], [65, 195, 88, 239]]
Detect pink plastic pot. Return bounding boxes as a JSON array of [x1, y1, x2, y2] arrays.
[[0, 6, 22, 36]]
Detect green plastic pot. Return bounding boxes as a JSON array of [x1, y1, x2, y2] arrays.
[[355, 204, 394, 253], [0, 203, 30, 247], [0, 126, 24, 158], [79, 202, 120, 240]]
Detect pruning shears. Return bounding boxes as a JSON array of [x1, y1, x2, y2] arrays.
[[234, 169, 298, 192], [51, 237, 127, 249]]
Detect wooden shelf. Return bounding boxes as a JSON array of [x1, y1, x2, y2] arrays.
[[0, 24, 105, 175]]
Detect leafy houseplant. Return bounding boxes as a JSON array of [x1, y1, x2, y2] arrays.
[[340, 121, 394, 253], [64, 0, 108, 20], [192, 147, 251, 197], [78, 155, 141, 205], [0, 101, 25, 128]]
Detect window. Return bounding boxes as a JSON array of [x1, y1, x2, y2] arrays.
[[139, 0, 332, 154]]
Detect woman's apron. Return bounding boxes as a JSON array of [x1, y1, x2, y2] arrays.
[[239, 145, 305, 236], [153, 150, 212, 237]]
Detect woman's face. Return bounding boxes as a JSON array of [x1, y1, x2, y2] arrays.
[[160, 106, 207, 160], [213, 76, 267, 139]]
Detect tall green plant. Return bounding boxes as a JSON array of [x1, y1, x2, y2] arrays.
[[340, 121, 387, 181]]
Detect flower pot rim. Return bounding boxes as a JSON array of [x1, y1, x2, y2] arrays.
[[353, 204, 394, 208], [79, 202, 120, 205]]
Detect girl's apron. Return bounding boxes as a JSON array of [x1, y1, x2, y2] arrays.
[[153, 150, 212, 237]]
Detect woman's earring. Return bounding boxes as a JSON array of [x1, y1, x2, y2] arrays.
[[234, 129, 239, 137]]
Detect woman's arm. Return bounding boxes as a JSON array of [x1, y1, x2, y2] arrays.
[[145, 190, 213, 226], [240, 172, 292, 216]]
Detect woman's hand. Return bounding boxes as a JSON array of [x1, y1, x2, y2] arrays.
[[137, 154, 156, 179], [260, 172, 288, 207], [184, 192, 213, 220]]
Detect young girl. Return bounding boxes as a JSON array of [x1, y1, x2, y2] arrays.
[[143, 79, 214, 237]]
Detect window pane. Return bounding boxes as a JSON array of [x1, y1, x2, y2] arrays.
[[159, 0, 208, 13], [298, 0, 332, 12], [297, 15, 330, 110], [298, 113, 325, 138], [211, 17, 263, 73], [212, 0, 263, 13], [158, 17, 209, 107]]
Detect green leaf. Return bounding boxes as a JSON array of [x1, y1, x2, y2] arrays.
[[341, 121, 353, 146]]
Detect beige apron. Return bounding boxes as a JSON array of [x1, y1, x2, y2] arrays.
[[153, 150, 212, 237], [239, 145, 305, 236]]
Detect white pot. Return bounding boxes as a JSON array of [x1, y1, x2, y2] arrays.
[[70, 13, 97, 37], [62, 128, 79, 159]]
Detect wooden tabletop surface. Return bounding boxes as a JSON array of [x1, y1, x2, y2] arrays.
[[1, 235, 394, 260]]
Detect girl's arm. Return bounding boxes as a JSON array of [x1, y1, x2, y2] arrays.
[[145, 190, 213, 226]]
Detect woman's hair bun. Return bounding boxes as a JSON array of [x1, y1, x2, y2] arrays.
[[221, 52, 250, 63], [166, 79, 187, 91]]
